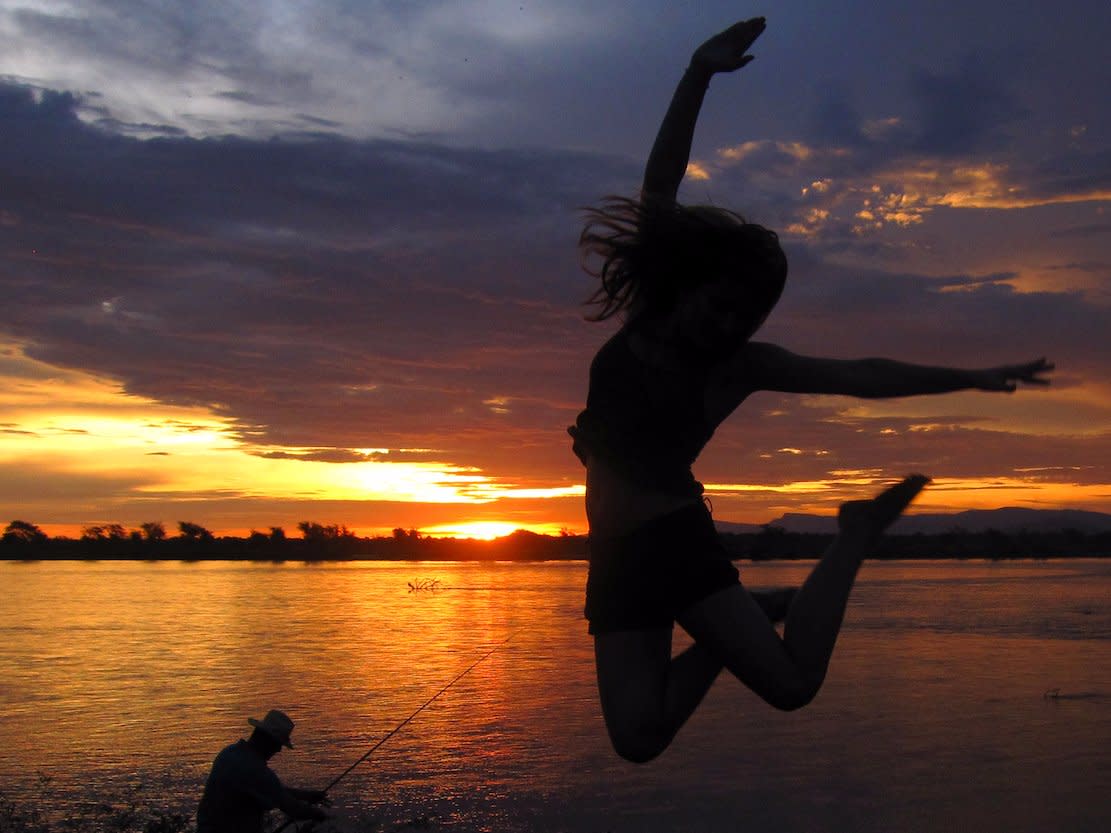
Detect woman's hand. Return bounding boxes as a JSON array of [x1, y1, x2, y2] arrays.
[[642, 16, 768, 201], [691, 17, 767, 74], [975, 358, 1055, 392]]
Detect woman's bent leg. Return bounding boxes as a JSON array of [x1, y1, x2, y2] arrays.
[[594, 627, 722, 763], [679, 475, 928, 711]]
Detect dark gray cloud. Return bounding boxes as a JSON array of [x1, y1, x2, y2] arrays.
[[802, 54, 1029, 157], [2, 75, 1105, 501], [808, 83, 866, 148], [1030, 149, 1111, 196], [764, 253, 1107, 371], [8, 1, 302, 95], [6, 1, 1103, 155], [0, 80, 618, 480], [1050, 223, 1111, 240], [905, 58, 1027, 155]]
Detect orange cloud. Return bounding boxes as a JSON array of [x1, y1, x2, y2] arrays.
[[0, 344, 584, 534], [685, 161, 711, 181], [704, 136, 1111, 240], [718, 140, 827, 164], [703, 473, 1111, 523]]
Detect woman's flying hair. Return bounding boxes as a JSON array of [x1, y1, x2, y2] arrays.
[[579, 195, 786, 322]]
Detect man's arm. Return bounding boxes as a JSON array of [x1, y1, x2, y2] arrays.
[[279, 788, 328, 823], [285, 786, 327, 804], [641, 17, 767, 202], [732, 342, 1053, 398]]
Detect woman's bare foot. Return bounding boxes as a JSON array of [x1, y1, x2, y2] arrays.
[[837, 474, 930, 547]]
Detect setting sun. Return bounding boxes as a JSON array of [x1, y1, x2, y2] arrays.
[[421, 521, 559, 540]]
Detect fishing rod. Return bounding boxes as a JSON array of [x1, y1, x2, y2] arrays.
[[276, 631, 518, 832]]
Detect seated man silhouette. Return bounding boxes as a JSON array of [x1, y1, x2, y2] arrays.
[[197, 709, 328, 833]]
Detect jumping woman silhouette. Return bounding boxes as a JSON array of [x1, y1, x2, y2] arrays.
[[570, 16, 1053, 763]]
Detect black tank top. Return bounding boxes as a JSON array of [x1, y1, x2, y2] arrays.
[[569, 328, 713, 497]]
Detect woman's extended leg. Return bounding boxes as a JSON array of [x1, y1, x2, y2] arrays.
[[681, 474, 928, 709], [594, 589, 797, 762], [594, 627, 722, 763], [594, 475, 927, 761]]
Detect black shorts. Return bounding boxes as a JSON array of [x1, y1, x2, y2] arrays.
[[584, 502, 740, 635]]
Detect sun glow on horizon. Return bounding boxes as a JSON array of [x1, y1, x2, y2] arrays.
[[0, 346, 584, 532], [419, 520, 567, 540]]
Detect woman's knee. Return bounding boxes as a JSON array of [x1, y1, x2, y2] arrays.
[[602, 702, 674, 763], [759, 675, 820, 712], [606, 719, 671, 763], [765, 688, 815, 712]]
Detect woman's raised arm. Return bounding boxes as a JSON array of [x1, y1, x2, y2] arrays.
[[642, 17, 767, 203]]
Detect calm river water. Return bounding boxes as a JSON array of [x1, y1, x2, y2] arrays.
[[1, 559, 1108, 833]]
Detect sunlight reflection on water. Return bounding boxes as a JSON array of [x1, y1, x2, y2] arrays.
[[1, 559, 1108, 832]]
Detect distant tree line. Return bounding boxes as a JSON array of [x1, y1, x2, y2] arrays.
[[2, 519, 1110, 561], [0, 519, 586, 561]]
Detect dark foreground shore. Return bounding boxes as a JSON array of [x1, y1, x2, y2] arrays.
[[0, 784, 441, 833]]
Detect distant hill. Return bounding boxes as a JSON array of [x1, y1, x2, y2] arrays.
[[713, 520, 767, 535], [732, 507, 1111, 535]]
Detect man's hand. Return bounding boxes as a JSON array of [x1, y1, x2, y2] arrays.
[[691, 17, 767, 74], [305, 789, 329, 805]]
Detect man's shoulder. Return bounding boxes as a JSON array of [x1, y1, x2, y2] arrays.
[[212, 741, 268, 774], [209, 741, 281, 794], [213, 740, 249, 761]]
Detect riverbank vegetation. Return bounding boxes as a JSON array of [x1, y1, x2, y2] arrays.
[[0, 780, 438, 833], [2, 519, 1110, 561], [0, 783, 190, 833]]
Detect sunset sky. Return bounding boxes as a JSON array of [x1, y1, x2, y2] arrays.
[[1, 1, 1108, 538]]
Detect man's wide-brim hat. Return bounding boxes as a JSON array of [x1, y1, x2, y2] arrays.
[[248, 709, 295, 748]]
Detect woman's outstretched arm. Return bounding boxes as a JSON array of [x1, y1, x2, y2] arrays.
[[726, 342, 1054, 399], [641, 17, 767, 202]]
